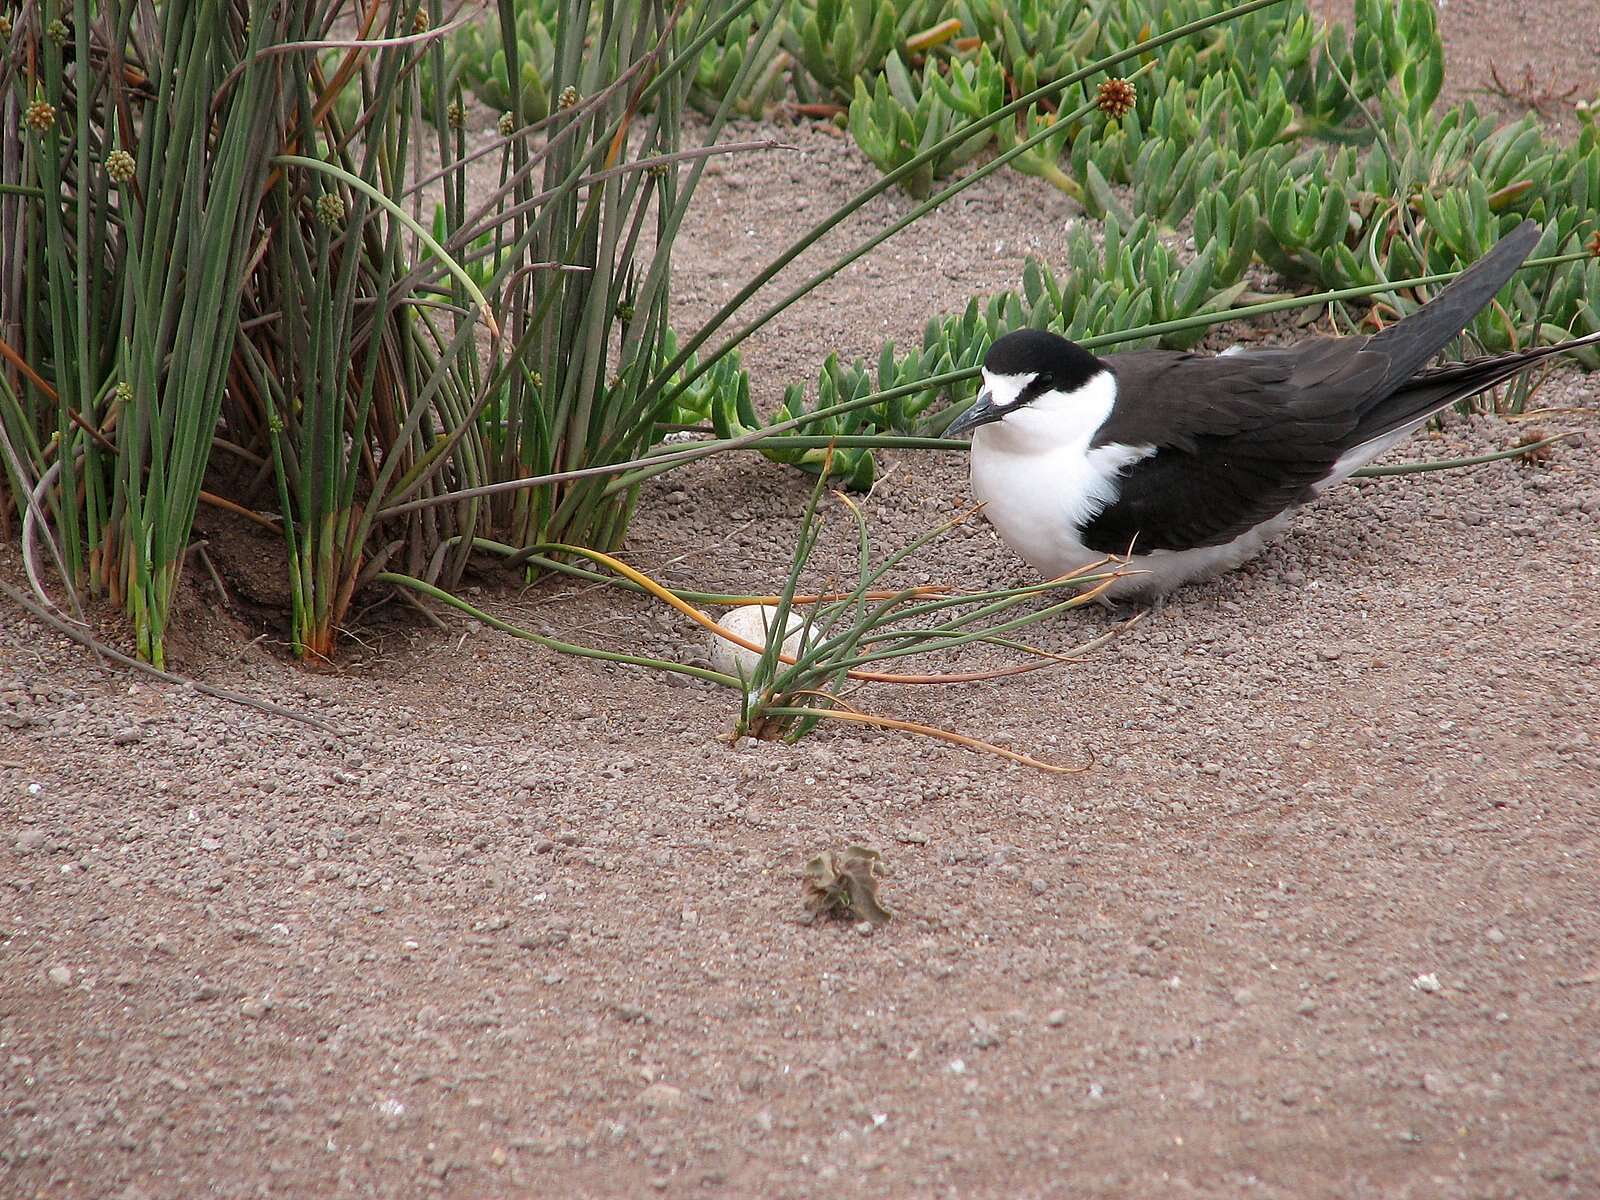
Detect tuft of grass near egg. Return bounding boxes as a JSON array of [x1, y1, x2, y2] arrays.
[[383, 472, 1133, 772]]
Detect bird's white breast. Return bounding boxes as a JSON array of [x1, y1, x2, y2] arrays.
[[969, 370, 1152, 580]]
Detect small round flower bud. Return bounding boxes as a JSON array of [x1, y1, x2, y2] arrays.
[[528, 371, 544, 390], [106, 149, 136, 184], [615, 301, 635, 322], [317, 192, 345, 227], [47, 19, 69, 46], [0, 14, 16, 39], [1096, 78, 1137, 120], [25, 100, 57, 134], [558, 86, 579, 110], [447, 100, 465, 130], [498, 111, 515, 137], [412, 10, 429, 34], [114, 382, 134, 406]]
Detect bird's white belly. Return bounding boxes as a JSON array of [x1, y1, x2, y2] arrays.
[[970, 443, 1083, 576], [1115, 513, 1295, 597], [969, 433, 1128, 585]]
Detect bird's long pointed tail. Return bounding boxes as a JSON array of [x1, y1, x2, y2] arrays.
[[1354, 327, 1600, 446], [1365, 221, 1542, 393]]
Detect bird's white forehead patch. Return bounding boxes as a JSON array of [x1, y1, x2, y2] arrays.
[[981, 370, 1036, 408]]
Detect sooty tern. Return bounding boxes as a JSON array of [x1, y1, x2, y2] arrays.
[[947, 221, 1598, 597]]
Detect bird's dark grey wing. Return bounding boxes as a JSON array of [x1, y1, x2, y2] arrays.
[[1080, 344, 1387, 553], [1353, 326, 1600, 443]]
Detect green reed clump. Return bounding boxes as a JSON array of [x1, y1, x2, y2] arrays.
[[0, 1, 784, 663], [2, 3, 304, 665]]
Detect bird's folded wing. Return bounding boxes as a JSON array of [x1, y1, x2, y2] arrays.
[[1075, 222, 1544, 556], [1080, 345, 1386, 553]]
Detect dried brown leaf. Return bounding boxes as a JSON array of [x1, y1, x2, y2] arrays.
[[1513, 426, 1555, 466], [803, 846, 892, 926]]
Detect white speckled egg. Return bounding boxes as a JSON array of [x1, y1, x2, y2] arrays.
[[708, 604, 807, 681]]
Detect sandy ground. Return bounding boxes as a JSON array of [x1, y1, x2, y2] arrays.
[[5, 4, 1600, 1198]]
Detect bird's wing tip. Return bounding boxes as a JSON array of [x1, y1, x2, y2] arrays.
[[1506, 219, 1542, 250]]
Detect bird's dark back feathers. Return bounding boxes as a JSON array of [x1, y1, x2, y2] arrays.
[[1085, 349, 1357, 552]]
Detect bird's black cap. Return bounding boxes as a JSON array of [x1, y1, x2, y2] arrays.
[[984, 329, 1103, 397]]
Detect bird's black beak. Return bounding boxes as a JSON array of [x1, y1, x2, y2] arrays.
[[946, 387, 1002, 440]]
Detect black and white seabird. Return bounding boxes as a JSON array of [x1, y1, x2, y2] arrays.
[[946, 221, 1599, 597]]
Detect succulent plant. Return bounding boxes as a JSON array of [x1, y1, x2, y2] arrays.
[[847, 46, 1002, 197], [785, 0, 947, 105]]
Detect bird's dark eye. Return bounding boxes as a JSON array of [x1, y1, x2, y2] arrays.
[[1035, 375, 1053, 391]]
